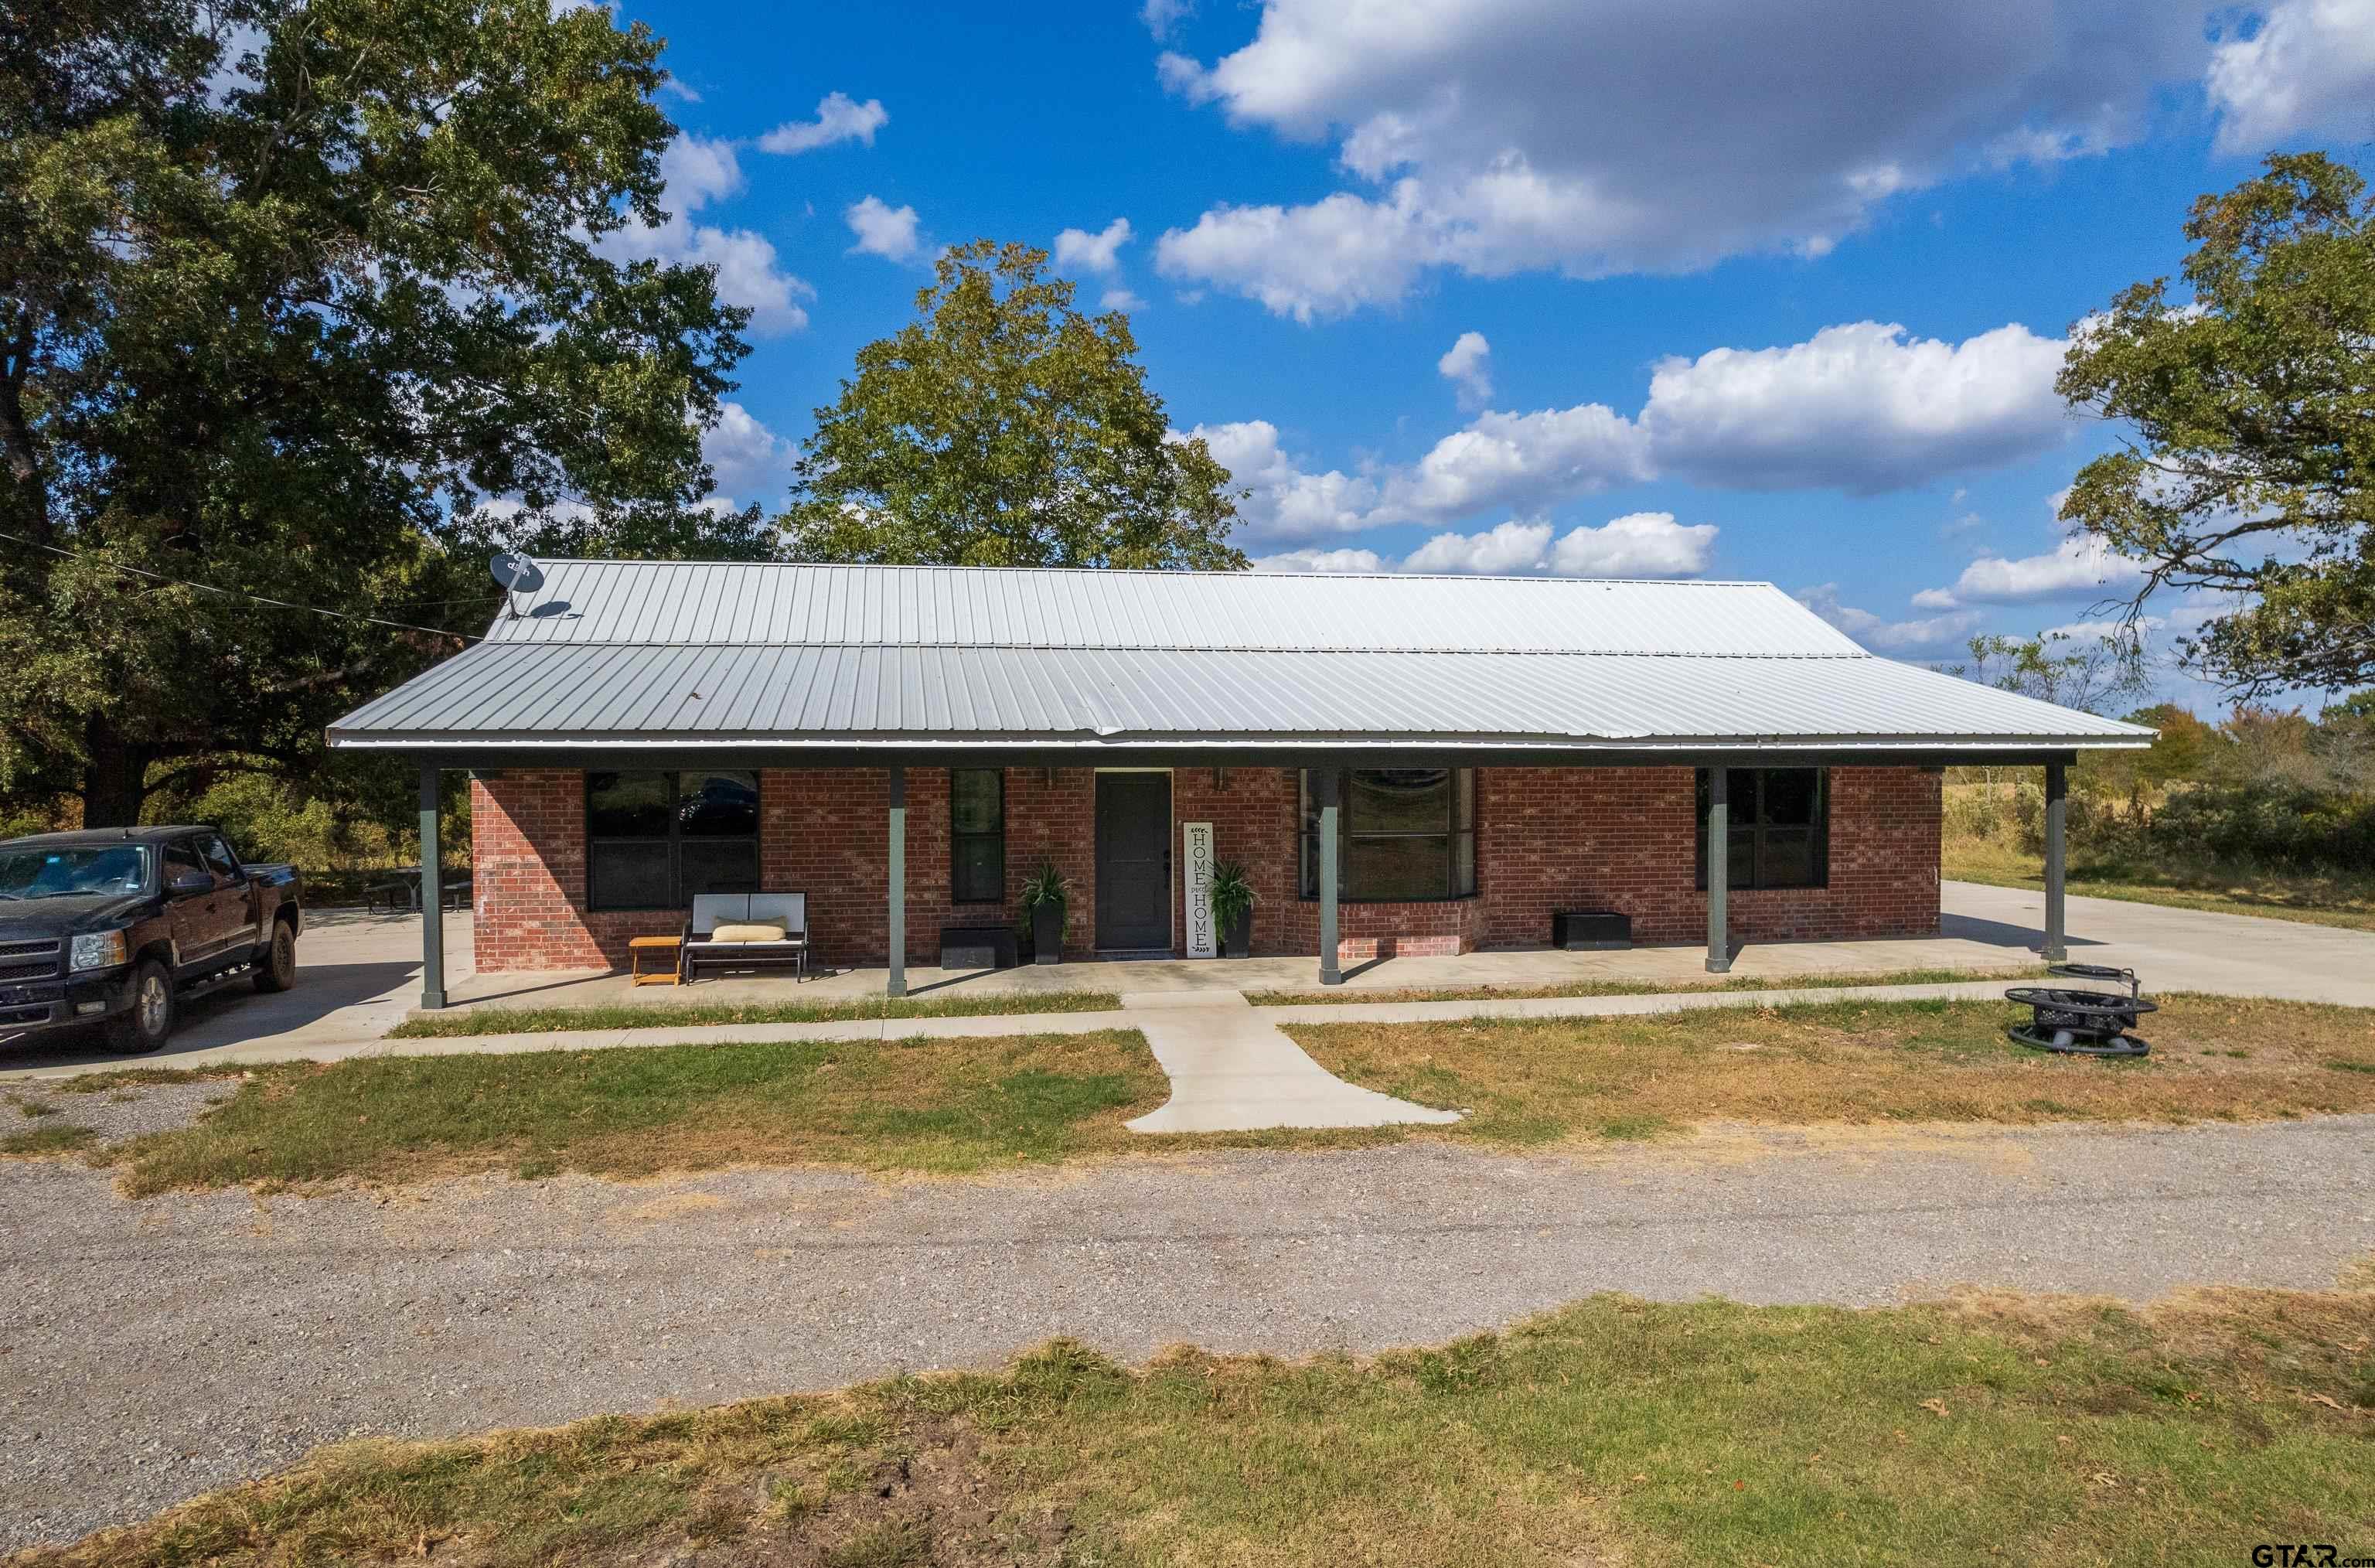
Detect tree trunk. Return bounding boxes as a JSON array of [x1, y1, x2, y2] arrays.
[[79, 715, 155, 828]]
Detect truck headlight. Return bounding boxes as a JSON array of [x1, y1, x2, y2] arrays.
[[70, 929, 128, 972]]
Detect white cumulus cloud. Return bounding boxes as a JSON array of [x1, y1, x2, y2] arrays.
[[1794, 584, 1988, 656], [1055, 217, 1134, 273], [1913, 535, 2148, 607], [596, 135, 811, 334], [1141, 0, 1194, 41], [1253, 546, 1385, 573], [1153, 0, 2207, 317], [702, 401, 796, 506], [1437, 331, 1492, 407], [1378, 402, 1653, 525], [1641, 322, 2071, 493], [1403, 512, 1716, 577], [1101, 287, 1149, 312], [845, 196, 922, 261], [758, 91, 889, 155], [1188, 420, 1380, 544], [2205, 0, 2375, 152]]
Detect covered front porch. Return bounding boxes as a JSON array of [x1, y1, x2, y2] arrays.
[[409, 754, 2081, 1010]]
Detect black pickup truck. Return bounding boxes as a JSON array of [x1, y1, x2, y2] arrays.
[[0, 826, 302, 1053]]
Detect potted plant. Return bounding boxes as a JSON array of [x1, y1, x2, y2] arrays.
[[1208, 859, 1255, 959], [1022, 861, 1069, 965]]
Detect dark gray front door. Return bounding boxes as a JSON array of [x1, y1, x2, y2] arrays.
[[1095, 772, 1171, 950]]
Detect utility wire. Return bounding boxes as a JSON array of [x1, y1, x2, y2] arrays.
[[0, 530, 484, 641]]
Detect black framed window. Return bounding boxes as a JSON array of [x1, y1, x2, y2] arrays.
[[1299, 768, 1477, 901], [949, 769, 1004, 903], [587, 769, 760, 910], [1695, 768, 1828, 891]]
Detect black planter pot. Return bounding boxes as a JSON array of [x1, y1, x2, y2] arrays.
[[1220, 908, 1251, 959], [1031, 901, 1064, 965]]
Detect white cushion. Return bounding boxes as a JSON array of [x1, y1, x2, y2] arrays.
[[708, 921, 786, 943]]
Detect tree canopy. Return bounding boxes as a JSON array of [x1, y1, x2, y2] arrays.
[[2057, 152, 2375, 697], [1, 0, 767, 826], [779, 240, 1248, 569]]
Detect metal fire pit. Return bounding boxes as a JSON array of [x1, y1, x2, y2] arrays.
[[2005, 963, 2154, 1057]]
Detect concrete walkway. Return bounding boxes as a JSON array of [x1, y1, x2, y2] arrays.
[[1119, 991, 1460, 1133]]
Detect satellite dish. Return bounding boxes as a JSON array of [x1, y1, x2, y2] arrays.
[[490, 552, 543, 618]]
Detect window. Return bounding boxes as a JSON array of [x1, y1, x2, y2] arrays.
[[162, 838, 206, 891], [197, 833, 239, 881], [1299, 768, 1477, 901], [1695, 768, 1828, 890], [587, 769, 760, 910], [949, 769, 1004, 903]]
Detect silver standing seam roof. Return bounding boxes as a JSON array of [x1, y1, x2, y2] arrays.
[[327, 561, 2155, 756]]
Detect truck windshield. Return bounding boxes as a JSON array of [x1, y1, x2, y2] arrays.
[[0, 846, 152, 899]]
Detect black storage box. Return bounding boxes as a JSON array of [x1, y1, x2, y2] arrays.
[[1552, 909, 1631, 951], [939, 925, 1017, 970]]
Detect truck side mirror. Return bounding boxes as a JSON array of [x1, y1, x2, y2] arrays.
[[169, 870, 214, 897]]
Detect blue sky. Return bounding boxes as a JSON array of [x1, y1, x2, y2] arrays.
[[598, 0, 2375, 705]]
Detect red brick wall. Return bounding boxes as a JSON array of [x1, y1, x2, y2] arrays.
[[469, 764, 1940, 971]]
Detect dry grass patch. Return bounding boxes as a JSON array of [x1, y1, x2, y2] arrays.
[[107, 1030, 1167, 1194], [1286, 994, 2375, 1146], [1246, 963, 2046, 1007], [26, 1287, 2375, 1568]]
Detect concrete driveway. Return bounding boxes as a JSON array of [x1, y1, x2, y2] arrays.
[[1942, 879, 2375, 1007]]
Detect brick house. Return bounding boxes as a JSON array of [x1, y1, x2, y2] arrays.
[[329, 561, 2152, 1004]]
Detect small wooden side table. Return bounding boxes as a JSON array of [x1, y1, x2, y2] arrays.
[[629, 934, 683, 986]]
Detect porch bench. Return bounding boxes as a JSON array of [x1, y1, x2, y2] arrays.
[[681, 891, 811, 982]]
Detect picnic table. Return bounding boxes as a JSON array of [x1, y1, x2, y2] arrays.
[[364, 866, 473, 913]]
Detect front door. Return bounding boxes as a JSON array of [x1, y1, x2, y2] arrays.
[[1095, 772, 1171, 951]]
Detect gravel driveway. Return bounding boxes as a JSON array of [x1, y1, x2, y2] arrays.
[[6, 1113, 2374, 1552]]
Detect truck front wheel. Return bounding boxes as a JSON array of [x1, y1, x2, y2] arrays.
[[105, 958, 175, 1054], [253, 920, 296, 993]]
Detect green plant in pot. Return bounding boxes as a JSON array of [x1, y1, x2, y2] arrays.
[[1208, 859, 1256, 959], [1022, 861, 1069, 966]]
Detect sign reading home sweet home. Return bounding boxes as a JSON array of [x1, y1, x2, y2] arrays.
[[1182, 821, 1215, 958]]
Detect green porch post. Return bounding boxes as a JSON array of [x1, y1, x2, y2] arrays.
[[1317, 769, 1341, 986], [1705, 765, 1730, 974], [417, 761, 445, 1009], [2043, 760, 2068, 962], [886, 765, 907, 998]]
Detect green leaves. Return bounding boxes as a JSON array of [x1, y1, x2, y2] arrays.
[[2057, 153, 2375, 696], [1, 0, 759, 823], [779, 239, 1249, 571]]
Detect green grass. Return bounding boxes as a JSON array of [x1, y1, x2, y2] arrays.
[[1, 1122, 97, 1156], [39, 1287, 2375, 1567], [1944, 838, 2375, 932], [108, 1030, 1167, 1193], [1245, 964, 2045, 1007], [1286, 994, 2375, 1147], [385, 990, 1123, 1038]]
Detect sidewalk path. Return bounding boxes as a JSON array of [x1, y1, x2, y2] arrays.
[[1119, 991, 1460, 1132]]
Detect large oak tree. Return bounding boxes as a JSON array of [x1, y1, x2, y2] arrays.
[[1, 0, 768, 826], [779, 240, 1248, 569], [2059, 153, 2374, 696]]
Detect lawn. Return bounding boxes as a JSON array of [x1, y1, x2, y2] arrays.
[[1286, 994, 2375, 1145], [102, 1030, 1166, 1193], [32, 1284, 2375, 1567], [1944, 838, 2375, 933], [386, 990, 1123, 1038], [1245, 963, 2045, 1007]]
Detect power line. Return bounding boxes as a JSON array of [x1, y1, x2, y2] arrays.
[[0, 530, 482, 641]]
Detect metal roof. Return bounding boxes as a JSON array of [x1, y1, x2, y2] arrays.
[[330, 560, 2155, 755]]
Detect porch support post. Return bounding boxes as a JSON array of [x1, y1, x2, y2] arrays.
[[1316, 769, 1341, 986], [2043, 759, 2067, 962], [886, 765, 908, 998], [1704, 765, 1730, 974], [417, 762, 445, 1010]]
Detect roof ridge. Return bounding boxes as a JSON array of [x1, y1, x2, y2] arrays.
[[532, 557, 1784, 589]]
